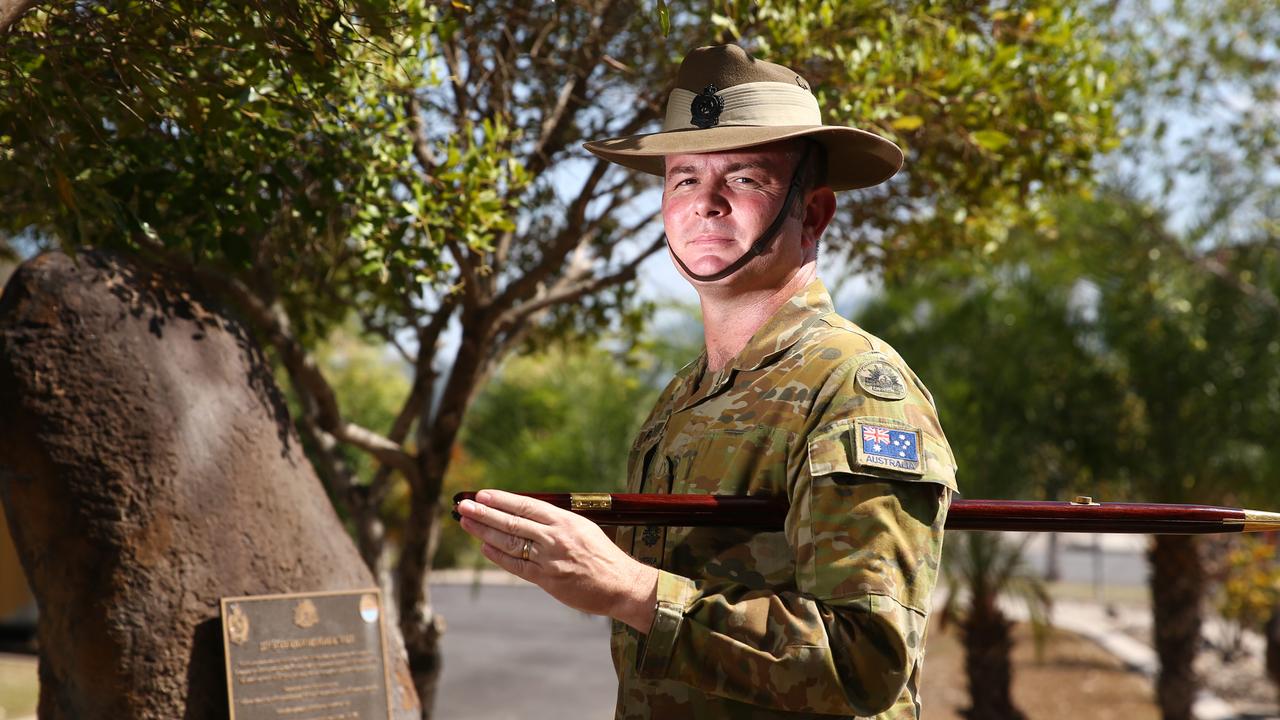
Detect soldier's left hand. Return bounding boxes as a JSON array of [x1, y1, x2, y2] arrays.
[[456, 489, 659, 632]]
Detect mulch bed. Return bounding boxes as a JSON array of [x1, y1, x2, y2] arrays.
[[920, 622, 1162, 720]]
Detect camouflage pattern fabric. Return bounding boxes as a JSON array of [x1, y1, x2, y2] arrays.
[[612, 279, 957, 719]]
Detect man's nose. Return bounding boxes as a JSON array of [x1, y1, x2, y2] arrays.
[[693, 184, 730, 218]]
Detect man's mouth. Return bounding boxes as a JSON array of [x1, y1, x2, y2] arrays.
[[689, 234, 737, 246]]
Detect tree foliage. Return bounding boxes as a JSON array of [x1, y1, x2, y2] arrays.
[[459, 348, 657, 495], [1107, 0, 1279, 247], [863, 190, 1279, 504], [726, 1, 1118, 271], [860, 188, 1280, 720], [0, 1, 435, 338], [1084, 6, 1277, 714]]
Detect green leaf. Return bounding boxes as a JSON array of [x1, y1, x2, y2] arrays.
[[972, 129, 1012, 152], [891, 115, 925, 131]]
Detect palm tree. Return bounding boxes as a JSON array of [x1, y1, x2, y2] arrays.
[[939, 532, 1051, 720]]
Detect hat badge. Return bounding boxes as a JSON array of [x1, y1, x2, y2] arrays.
[[690, 84, 723, 129]]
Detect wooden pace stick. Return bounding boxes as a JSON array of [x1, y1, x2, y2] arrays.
[[452, 492, 1280, 535]]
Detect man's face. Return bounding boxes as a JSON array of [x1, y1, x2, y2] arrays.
[[661, 141, 829, 290]]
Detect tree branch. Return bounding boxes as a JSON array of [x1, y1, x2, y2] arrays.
[[493, 230, 665, 332], [440, 30, 470, 127], [523, 0, 622, 177], [490, 157, 614, 311], [294, 421, 358, 517], [382, 295, 456, 465], [445, 235, 485, 309], [493, 227, 517, 275], [0, 0, 38, 34], [404, 93, 439, 185], [1187, 245, 1280, 311]]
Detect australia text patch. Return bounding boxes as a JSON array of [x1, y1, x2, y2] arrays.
[[853, 420, 925, 476]]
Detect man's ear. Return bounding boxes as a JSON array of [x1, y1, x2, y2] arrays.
[[801, 187, 837, 248]]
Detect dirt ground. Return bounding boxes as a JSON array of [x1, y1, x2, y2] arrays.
[[921, 622, 1161, 720]]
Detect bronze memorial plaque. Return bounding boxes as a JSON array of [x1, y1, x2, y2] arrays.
[[221, 589, 392, 720]]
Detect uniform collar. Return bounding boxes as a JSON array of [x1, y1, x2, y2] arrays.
[[673, 278, 835, 408], [727, 277, 834, 373]]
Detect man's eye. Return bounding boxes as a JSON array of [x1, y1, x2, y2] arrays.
[[732, 176, 758, 185], [674, 178, 696, 187]]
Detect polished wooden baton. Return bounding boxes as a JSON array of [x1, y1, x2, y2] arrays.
[[452, 492, 1280, 534]]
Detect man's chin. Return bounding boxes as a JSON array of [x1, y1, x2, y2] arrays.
[[675, 252, 739, 278], [682, 261, 736, 282]]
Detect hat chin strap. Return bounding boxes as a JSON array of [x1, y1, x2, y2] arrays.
[[666, 143, 811, 283]]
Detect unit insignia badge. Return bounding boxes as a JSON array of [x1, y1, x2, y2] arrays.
[[690, 84, 723, 128], [293, 598, 320, 629], [226, 603, 250, 645], [855, 359, 908, 400]]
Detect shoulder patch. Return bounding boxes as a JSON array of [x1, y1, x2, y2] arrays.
[[855, 358, 908, 401], [854, 420, 925, 476]]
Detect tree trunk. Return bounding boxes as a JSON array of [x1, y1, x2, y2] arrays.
[[396, 317, 488, 718], [351, 491, 388, 581], [1149, 534, 1203, 720], [0, 251, 421, 719], [397, 497, 445, 718], [960, 596, 1026, 720]]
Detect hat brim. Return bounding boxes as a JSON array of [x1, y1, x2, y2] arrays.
[[583, 125, 903, 191]]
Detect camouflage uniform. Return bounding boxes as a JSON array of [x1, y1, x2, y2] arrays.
[[612, 279, 957, 719]]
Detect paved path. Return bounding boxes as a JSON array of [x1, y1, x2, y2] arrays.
[[431, 580, 617, 719]]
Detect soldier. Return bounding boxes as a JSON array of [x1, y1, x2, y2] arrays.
[[456, 44, 957, 719]]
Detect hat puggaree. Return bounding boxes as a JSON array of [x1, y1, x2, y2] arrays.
[[583, 44, 903, 191]]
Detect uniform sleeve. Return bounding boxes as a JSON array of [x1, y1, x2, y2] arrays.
[[631, 352, 956, 716]]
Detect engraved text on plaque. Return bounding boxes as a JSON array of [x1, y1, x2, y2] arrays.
[[221, 589, 392, 720]]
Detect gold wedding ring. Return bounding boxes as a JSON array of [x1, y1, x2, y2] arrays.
[[520, 539, 532, 561]]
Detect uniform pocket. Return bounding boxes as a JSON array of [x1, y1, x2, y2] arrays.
[[673, 424, 793, 496]]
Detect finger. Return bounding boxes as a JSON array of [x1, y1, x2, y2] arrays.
[[482, 542, 538, 581], [474, 489, 563, 525], [459, 516, 540, 560], [456, 499, 549, 543]]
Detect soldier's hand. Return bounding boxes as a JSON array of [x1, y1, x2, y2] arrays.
[[456, 489, 659, 633]]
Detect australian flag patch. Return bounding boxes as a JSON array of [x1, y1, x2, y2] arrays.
[[853, 420, 925, 476]]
